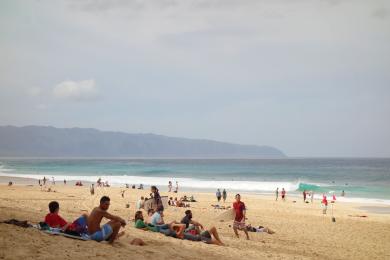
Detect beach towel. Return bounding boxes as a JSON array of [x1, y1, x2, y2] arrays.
[[43, 228, 90, 241]]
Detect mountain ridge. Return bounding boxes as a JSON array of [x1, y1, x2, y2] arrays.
[[0, 125, 286, 158]]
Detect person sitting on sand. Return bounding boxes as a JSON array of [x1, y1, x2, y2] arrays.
[[246, 224, 275, 234], [181, 210, 203, 233], [148, 209, 185, 238], [44, 201, 70, 230], [180, 210, 224, 246], [233, 194, 249, 240], [168, 197, 173, 206], [87, 196, 127, 243], [134, 211, 158, 232], [136, 196, 145, 209]]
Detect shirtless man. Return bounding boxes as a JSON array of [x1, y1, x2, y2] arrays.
[[87, 196, 126, 243]]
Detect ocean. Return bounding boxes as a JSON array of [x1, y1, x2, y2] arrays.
[[1, 158, 389, 204]]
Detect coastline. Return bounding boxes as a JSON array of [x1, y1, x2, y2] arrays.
[[1, 175, 389, 214], [1, 183, 390, 259]]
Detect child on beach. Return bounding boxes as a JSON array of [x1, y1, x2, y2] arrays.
[[233, 194, 249, 240], [322, 195, 328, 214], [281, 188, 286, 201], [44, 201, 69, 230]]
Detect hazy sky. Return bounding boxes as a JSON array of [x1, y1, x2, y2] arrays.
[[1, 0, 389, 157]]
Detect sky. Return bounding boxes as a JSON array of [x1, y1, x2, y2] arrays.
[[0, 0, 389, 157]]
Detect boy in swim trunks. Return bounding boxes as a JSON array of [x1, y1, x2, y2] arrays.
[[87, 196, 127, 243], [233, 194, 249, 240]]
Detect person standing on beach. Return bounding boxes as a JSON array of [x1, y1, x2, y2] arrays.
[[303, 190, 307, 202], [216, 189, 221, 202], [275, 188, 279, 201], [311, 191, 314, 203], [151, 186, 164, 212], [222, 189, 227, 203], [174, 181, 179, 193], [52, 177, 55, 185], [322, 195, 328, 214], [43, 176, 47, 185], [233, 194, 249, 240], [90, 184, 95, 195], [168, 181, 172, 192], [281, 188, 286, 201]]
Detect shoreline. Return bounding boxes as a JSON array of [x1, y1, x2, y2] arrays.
[[1, 183, 389, 259], [1, 175, 390, 213]]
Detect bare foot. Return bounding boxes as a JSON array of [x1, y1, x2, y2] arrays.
[[117, 231, 125, 239]]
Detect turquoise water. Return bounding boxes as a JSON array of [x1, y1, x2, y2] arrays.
[[1, 158, 389, 201]]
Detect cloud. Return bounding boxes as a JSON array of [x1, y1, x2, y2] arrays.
[[53, 79, 99, 101]]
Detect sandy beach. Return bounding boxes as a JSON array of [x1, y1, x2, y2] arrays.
[[0, 179, 390, 260]]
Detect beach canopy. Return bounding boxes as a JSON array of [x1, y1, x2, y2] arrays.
[[143, 196, 168, 212]]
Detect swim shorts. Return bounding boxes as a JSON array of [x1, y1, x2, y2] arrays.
[[90, 223, 113, 242], [233, 220, 246, 230], [200, 230, 212, 244]]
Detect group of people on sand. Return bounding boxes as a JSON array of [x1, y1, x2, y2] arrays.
[[41, 184, 274, 247], [168, 196, 192, 207], [168, 181, 179, 193], [43, 196, 144, 245], [134, 208, 224, 245], [275, 187, 286, 201], [216, 189, 227, 202]]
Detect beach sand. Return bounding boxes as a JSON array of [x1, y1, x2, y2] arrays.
[[0, 180, 390, 260]]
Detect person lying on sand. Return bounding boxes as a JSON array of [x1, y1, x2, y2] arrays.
[[246, 224, 275, 234], [87, 196, 127, 243]]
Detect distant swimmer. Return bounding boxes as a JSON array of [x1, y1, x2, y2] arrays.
[[341, 190, 345, 197]]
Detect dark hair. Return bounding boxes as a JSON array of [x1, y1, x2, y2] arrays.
[[135, 211, 143, 222], [185, 210, 191, 215], [151, 185, 158, 191], [100, 196, 110, 204], [235, 194, 241, 198], [48, 201, 59, 213], [147, 208, 154, 215]]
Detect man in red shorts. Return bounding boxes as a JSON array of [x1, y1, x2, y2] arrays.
[[233, 194, 249, 240]]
